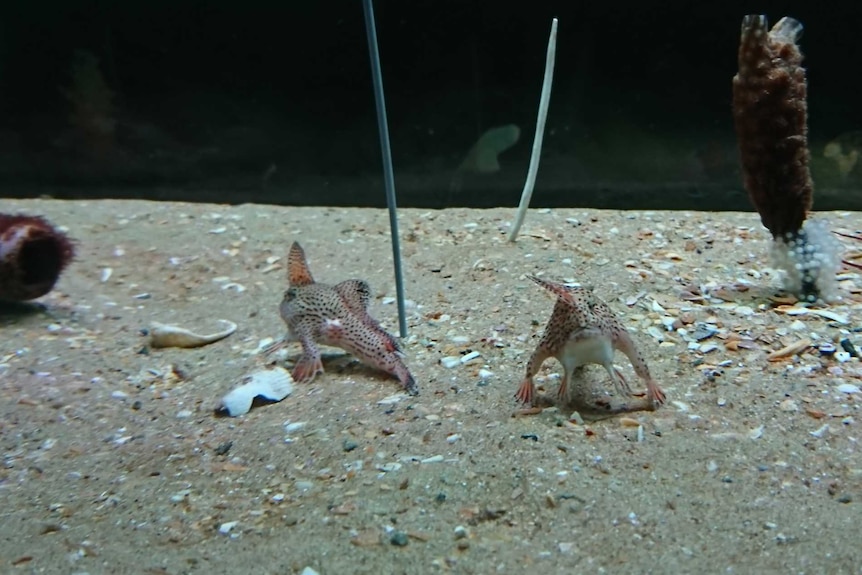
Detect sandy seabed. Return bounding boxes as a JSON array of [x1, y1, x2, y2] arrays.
[[2, 199, 862, 574]]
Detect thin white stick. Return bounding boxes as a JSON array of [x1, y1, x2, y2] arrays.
[[509, 17, 558, 242]]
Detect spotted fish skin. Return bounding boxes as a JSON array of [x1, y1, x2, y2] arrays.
[[278, 242, 417, 395], [515, 275, 665, 408]]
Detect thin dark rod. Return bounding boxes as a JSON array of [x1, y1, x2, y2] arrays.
[[362, 0, 407, 338]]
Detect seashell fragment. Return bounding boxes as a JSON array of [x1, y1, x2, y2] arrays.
[[149, 319, 237, 349], [773, 305, 848, 324], [766, 338, 811, 361], [217, 367, 293, 417]]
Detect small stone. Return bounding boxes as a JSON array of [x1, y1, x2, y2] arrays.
[[176, 409, 193, 419], [440, 356, 460, 369], [837, 383, 861, 394], [343, 439, 359, 452], [840, 338, 859, 357], [389, 530, 409, 546], [218, 521, 238, 534], [283, 421, 307, 433], [692, 323, 718, 341], [214, 441, 233, 456], [810, 423, 830, 438], [453, 525, 468, 539], [779, 398, 798, 412], [170, 489, 190, 503], [818, 343, 837, 356], [699, 342, 719, 354]]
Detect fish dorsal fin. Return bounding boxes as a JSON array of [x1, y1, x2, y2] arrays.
[[334, 279, 371, 314], [288, 242, 315, 286], [335, 279, 402, 352]]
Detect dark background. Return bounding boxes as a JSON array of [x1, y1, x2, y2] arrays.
[[1, 1, 861, 209]]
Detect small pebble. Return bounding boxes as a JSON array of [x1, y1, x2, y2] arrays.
[[840, 338, 859, 357], [170, 490, 190, 503], [440, 356, 460, 369], [454, 525, 468, 539], [343, 440, 359, 452], [389, 530, 409, 546], [218, 521, 238, 534], [284, 421, 307, 433], [446, 434, 461, 444], [818, 343, 837, 356], [176, 410, 193, 419], [837, 383, 860, 394], [214, 441, 233, 456], [779, 399, 798, 412], [692, 323, 717, 341], [810, 424, 830, 438]]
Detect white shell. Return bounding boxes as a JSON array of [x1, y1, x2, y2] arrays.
[[149, 319, 237, 349], [218, 367, 293, 417]]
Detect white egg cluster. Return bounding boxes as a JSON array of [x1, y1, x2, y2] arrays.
[[769, 219, 843, 303]]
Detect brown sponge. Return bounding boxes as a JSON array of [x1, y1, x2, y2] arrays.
[[732, 15, 812, 240], [0, 214, 75, 301]]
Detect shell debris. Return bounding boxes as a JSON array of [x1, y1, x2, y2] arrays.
[[766, 339, 811, 361], [217, 367, 294, 417], [149, 319, 237, 349]]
